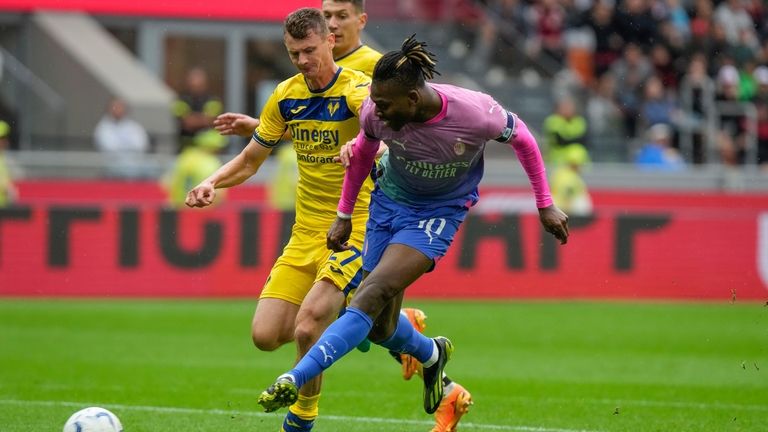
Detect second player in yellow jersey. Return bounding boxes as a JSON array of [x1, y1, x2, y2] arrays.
[[334, 44, 380, 77]]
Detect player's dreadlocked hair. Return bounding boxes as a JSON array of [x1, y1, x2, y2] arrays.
[[373, 35, 440, 89]]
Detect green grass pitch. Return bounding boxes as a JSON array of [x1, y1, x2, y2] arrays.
[[0, 299, 766, 431]]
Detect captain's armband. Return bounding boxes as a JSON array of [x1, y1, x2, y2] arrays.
[[494, 111, 518, 143]]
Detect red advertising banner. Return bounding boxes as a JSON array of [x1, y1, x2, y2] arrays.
[[1, 181, 767, 300], [0, 0, 309, 21]]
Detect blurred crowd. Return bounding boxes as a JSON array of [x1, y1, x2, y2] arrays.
[[467, 0, 768, 169]]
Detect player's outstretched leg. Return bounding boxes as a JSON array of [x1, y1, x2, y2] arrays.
[[432, 379, 473, 432], [388, 308, 473, 429], [423, 336, 453, 414], [391, 308, 473, 429], [257, 374, 298, 413]]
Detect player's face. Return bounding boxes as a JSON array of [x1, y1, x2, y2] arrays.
[[370, 81, 418, 131], [285, 30, 335, 82], [322, 1, 366, 57]]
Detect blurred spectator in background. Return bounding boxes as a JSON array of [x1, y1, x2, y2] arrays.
[[163, 129, 227, 207], [542, 96, 589, 165], [638, 75, 681, 133], [656, 19, 687, 61], [576, 0, 622, 78], [689, 0, 715, 52], [465, 0, 528, 77], [609, 42, 653, 137], [678, 52, 713, 164], [93, 97, 150, 180], [649, 43, 680, 91], [737, 58, 760, 101], [550, 144, 592, 216], [729, 29, 761, 75], [268, 142, 298, 213], [705, 22, 732, 74], [665, 0, 691, 44], [614, 0, 656, 49], [752, 65, 768, 169], [527, 0, 567, 68], [714, 0, 757, 47], [635, 123, 685, 170], [586, 73, 625, 160], [715, 64, 748, 165], [0, 120, 18, 207], [173, 67, 223, 152]]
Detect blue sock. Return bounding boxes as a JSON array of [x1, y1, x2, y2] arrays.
[[282, 411, 314, 432], [288, 307, 372, 388], [377, 312, 435, 363]]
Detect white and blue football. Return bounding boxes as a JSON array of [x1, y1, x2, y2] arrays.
[[63, 407, 123, 432]]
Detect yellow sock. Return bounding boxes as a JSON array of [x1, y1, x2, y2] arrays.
[[288, 394, 320, 420]]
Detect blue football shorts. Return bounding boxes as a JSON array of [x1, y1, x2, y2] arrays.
[[362, 187, 475, 272]]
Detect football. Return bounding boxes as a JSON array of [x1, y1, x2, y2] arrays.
[[63, 407, 124, 432]]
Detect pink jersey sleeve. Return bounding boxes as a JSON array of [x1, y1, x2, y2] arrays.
[[508, 117, 554, 209], [337, 130, 379, 215]]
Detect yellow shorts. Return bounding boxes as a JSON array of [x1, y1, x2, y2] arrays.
[[259, 225, 366, 305]]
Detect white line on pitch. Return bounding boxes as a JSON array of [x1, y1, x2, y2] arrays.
[[0, 399, 601, 432]]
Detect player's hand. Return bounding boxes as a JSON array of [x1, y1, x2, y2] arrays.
[[334, 140, 387, 167], [185, 181, 216, 208], [538, 205, 569, 244], [334, 139, 356, 167], [327, 217, 353, 252], [213, 112, 259, 137]]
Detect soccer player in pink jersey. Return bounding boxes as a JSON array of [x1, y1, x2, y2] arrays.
[[258, 35, 569, 418]]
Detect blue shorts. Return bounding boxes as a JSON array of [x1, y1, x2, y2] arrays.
[[362, 188, 475, 272]]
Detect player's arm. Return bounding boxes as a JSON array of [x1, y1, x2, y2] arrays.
[[327, 130, 380, 251], [185, 139, 272, 208], [497, 111, 569, 244], [189, 87, 288, 208], [214, 112, 260, 137]]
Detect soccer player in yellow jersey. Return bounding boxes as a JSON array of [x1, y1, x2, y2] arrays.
[[210, 3, 471, 431], [188, 10, 372, 432]]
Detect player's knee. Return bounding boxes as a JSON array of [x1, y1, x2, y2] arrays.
[[293, 316, 325, 352], [251, 327, 286, 351], [350, 278, 397, 313], [293, 323, 322, 352]]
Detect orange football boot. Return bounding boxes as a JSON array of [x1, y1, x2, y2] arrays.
[[399, 308, 427, 380], [432, 383, 473, 432]]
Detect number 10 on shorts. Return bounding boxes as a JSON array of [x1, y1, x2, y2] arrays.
[[418, 218, 446, 244]]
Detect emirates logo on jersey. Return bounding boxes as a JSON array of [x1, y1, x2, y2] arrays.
[[454, 139, 466, 155], [327, 100, 340, 117]]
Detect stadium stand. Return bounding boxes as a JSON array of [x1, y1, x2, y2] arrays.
[[0, 1, 766, 188]]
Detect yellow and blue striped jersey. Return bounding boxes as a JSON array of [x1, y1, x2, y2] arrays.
[[335, 44, 382, 78], [253, 67, 373, 231]]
